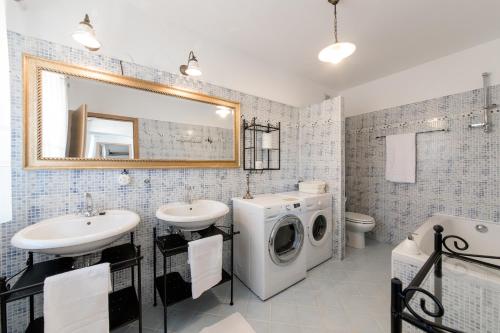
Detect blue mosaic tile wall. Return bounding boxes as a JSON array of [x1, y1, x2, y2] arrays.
[[299, 97, 345, 259], [346, 86, 500, 244], [2, 32, 345, 331]]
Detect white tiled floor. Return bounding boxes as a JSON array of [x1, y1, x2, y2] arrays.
[[118, 239, 394, 333]]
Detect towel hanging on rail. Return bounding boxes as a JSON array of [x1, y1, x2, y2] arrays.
[[188, 235, 223, 299], [385, 133, 416, 183], [44, 263, 112, 333]]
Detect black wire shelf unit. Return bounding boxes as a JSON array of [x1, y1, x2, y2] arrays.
[[243, 117, 281, 173], [0, 233, 143, 333], [391, 225, 500, 333], [153, 225, 239, 333]]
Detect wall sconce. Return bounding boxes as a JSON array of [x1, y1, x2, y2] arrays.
[[72, 14, 101, 51], [179, 51, 202, 76]]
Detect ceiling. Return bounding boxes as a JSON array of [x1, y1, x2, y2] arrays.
[[7, 0, 500, 106]]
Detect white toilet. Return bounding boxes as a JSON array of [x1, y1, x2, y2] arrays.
[[345, 212, 375, 249]]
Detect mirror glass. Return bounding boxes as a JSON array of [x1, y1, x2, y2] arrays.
[[40, 70, 235, 161]]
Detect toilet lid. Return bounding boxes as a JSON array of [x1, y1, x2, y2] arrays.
[[346, 212, 374, 224]]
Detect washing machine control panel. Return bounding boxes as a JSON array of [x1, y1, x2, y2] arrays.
[[303, 195, 332, 210], [282, 198, 302, 212], [285, 203, 301, 210], [265, 200, 302, 217]]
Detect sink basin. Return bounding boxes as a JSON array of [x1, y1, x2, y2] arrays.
[[11, 210, 140, 256], [156, 200, 229, 231]]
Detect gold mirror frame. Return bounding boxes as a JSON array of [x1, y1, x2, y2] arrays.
[[23, 54, 241, 169]]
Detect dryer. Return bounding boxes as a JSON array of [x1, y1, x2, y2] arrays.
[[279, 192, 333, 270], [232, 195, 306, 300]]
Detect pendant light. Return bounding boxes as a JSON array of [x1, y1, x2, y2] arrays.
[[318, 0, 356, 64], [180, 51, 202, 76], [72, 14, 101, 51]]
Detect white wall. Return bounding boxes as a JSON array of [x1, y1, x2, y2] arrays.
[[0, 0, 12, 223], [340, 38, 500, 117], [67, 76, 234, 129]]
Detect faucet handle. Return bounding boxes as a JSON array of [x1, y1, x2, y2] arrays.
[[407, 232, 418, 240]]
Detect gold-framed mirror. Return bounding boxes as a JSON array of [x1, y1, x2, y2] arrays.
[[23, 54, 240, 169]]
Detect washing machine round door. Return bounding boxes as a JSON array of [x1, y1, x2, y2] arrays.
[[269, 215, 304, 266], [308, 211, 332, 247]]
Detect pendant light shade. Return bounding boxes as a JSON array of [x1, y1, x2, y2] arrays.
[[318, 0, 355, 64], [72, 14, 101, 51], [318, 42, 356, 64], [180, 51, 202, 77]]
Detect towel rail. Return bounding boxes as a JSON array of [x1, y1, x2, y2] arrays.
[[375, 128, 449, 139]]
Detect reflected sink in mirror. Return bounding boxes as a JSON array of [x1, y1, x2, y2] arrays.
[[11, 210, 140, 257], [156, 200, 229, 231]]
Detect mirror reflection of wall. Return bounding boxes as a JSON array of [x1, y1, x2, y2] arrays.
[[39, 70, 235, 161]]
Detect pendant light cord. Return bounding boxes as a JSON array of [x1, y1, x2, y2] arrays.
[[334, 3, 338, 43]]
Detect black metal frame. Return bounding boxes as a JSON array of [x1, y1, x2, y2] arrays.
[[243, 117, 281, 172], [391, 225, 500, 333], [0, 233, 143, 333], [152, 225, 239, 333]]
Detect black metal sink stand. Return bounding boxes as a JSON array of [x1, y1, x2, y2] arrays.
[[0, 233, 143, 333], [391, 225, 500, 333], [153, 225, 239, 333]]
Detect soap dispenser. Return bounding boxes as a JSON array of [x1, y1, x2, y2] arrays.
[[403, 233, 421, 255]]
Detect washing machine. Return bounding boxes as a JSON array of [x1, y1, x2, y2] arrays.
[[279, 191, 333, 270], [232, 195, 307, 300]]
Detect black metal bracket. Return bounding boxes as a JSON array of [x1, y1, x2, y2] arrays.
[[0, 233, 143, 333], [442, 234, 500, 270], [0, 278, 6, 294], [26, 252, 34, 269], [242, 117, 281, 172], [153, 224, 237, 333], [391, 225, 500, 333]]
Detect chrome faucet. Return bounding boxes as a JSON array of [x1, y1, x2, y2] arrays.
[[82, 193, 98, 217], [185, 186, 194, 205]]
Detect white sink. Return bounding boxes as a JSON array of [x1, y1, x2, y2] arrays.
[[156, 200, 229, 231], [11, 210, 140, 256]]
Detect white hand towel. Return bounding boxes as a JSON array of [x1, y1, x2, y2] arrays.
[[200, 312, 256, 333], [188, 234, 223, 299], [385, 133, 416, 183], [44, 263, 111, 333]]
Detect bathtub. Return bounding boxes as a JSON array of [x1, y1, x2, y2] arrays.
[[393, 214, 500, 281], [392, 214, 500, 332]]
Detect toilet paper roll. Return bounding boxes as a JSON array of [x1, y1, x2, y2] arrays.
[[262, 133, 273, 149]]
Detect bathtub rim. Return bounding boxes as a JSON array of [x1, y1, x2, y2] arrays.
[[392, 213, 500, 283]]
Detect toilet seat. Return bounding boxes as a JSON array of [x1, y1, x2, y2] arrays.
[[346, 212, 375, 225]]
